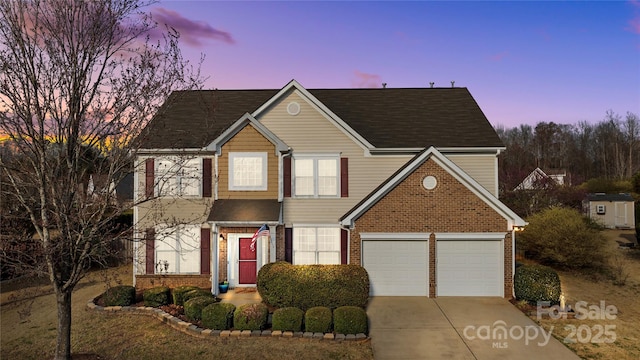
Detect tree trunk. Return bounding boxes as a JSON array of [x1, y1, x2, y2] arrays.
[[55, 289, 73, 360]]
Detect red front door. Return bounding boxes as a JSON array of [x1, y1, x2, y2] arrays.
[[239, 237, 257, 284]]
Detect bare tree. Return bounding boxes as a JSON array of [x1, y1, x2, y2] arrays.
[[498, 111, 639, 198], [0, 1, 202, 359], [623, 112, 639, 178]]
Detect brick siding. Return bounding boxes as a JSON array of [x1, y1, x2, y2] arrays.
[[136, 274, 211, 291]]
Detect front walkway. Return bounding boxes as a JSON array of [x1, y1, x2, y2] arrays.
[[367, 297, 581, 360], [218, 288, 262, 307]]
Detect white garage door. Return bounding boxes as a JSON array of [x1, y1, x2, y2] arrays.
[[362, 241, 428, 296], [437, 240, 502, 296]]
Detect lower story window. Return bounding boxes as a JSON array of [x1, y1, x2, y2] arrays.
[[155, 225, 200, 274], [293, 227, 340, 265]]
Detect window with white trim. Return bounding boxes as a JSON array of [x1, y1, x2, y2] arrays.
[[156, 157, 201, 197], [229, 152, 268, 190], [293, 227, 340, 264], [155, 225, 200, 274], [294, 156, 338, 197]]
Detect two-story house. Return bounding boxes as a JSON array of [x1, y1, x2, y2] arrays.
[[133, 80, 525, 298]]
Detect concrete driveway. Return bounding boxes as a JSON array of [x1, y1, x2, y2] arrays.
[[367, 297, 580, 360]]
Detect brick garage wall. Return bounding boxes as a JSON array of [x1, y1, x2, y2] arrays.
[[504, 232, 513, 298], [136, 275, 211, 291], [352, 158, 513, 297]]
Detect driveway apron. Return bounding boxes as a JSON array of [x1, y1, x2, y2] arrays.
[[367, 297, 580, 360]]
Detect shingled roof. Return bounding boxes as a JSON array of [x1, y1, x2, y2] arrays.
[[139, 85, 503, 149]]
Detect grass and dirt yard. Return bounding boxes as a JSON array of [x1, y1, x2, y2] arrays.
[[521, 229, 640, 360], [0, 265, 373, 360]]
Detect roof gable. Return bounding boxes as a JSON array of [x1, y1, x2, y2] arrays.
[[206, 113, 289, 155], [253, 80, 373, 150], [340, 146, 526, 228]]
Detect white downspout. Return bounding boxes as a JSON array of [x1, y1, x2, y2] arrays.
[[212, 224, 219, 296]]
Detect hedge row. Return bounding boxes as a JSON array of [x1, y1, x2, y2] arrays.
[[198, 303, 367, 334], [101, 285, 216, 308], [257, 262, 369, 311], [99, 282, 368, 334]]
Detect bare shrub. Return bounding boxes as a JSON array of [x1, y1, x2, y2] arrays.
[[609, 253, 631, 286], [517, 206, 609, 269]]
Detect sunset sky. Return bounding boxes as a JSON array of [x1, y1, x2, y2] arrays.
[[155, 1, 640, 128]]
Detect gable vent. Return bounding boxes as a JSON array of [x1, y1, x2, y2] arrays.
[[287, 102, 300, 116]]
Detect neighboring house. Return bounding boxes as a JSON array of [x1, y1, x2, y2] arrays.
[[84, 172, 134, 206], [515, 167, 570, 190], [132, 80, 525, 298], [584, 193, 636, 229]]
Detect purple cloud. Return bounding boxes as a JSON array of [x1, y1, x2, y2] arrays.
[[351, 71, 382, 88], [490, 51, 509, 62], [628, 0, 640, 34], [149, 7, 235, 46]]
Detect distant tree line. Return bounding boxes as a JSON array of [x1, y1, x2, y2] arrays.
[[496, 110, 640, 192]]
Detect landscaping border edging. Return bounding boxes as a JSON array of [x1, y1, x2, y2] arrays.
[[86, 299, 368, 341]]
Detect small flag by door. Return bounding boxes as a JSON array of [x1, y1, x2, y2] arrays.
[[250, 224, 269, 252]]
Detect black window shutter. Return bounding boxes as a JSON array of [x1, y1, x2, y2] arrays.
[[202, 158, 212, 198], [283, 157, 292, 197], [285, 227, 293, 263], [340, 229, 348, 264], [200, 228, 211, 274], [145, 228, 156, 274], [340, 158, 348, 197]]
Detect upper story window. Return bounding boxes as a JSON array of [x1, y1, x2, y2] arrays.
[[229, 152, 268, 191], [294, 156, 339, 197], [156, 157, 202, 197]]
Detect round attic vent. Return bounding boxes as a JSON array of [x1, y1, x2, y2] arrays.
[[422, 176, 437, 190], [287, 101, 301, 116]]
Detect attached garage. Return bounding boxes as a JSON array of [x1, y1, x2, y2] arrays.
[[436, 235, 504, 297], [362, 237, 428, 296], [340, 148, 526, 299]]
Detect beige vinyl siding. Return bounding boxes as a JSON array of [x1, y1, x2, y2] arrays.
[[260, 91, 412, 223], [136, 198, 212, 229], [447, 154, 497, 196], [218, 125, 279, 199]]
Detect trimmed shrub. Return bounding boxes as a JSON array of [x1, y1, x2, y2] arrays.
[[257, 261, 369, 311], [514, 264, 562, 305], [143, 286, 170, 307], [172, 286, 200, 306], [233, 303, 268, 331], [184, 296, 218, 322], [517, 207, 608, 269], [183, 289, 215, 303], [272, 307, 304, 332], [202, 303, 236, 330], [305, 306, 332, 333], [333, 306, 367, 335], [102, 285, 135, 306]]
